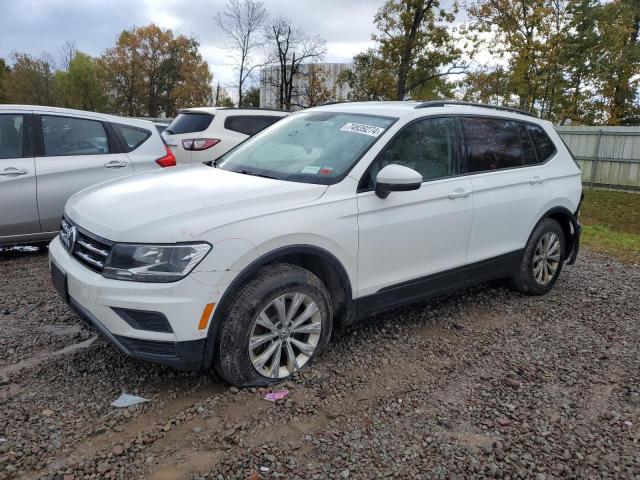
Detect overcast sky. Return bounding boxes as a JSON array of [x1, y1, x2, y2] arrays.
[[0, 0, 383, 90]]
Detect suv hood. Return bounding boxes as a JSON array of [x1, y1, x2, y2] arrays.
[[65, 165, 327, 242]]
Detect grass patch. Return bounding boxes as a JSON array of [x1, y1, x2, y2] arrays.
[[580, 189, 640, 263]]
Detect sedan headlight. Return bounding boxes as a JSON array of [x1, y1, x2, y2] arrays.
[[102, 243, 211, 283]]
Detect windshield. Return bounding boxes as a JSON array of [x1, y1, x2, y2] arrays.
[[217, 111, 396, 184]]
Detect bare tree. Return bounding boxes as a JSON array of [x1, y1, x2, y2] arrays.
[[264, 16, 326, 110], [59, 40, 77, 70], [216, 0, 266, 107]]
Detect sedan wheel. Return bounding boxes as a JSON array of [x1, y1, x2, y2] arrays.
[[249, 292, 322, 379]]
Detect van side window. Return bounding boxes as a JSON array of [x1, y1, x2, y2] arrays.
[[461, 117, 525, 172], [224, 115, 282, 136], [0, 114, 24, 159], [42, 116, 109, 157], [526, 124, 557, 162]]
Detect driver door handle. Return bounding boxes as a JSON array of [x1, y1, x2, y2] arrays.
[[104, 160, 128, 169], [448, 189, 472, 199], [0, 167, 28, 176]]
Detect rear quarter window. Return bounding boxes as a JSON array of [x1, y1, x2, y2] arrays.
[[112, 124, 151, 152], [526, 124, 557, 162], [224, 115, 283, 136], [166, 113, 214, 134]]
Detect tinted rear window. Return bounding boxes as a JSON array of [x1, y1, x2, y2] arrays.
[[166, 113, 214, 134], [461, 117, 526, 172], [526, 124, 557, 162], [224, 115, 283, 136]]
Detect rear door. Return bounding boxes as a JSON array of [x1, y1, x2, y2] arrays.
[[35, 113, 133, 232], [0, 112, 40, 239], [461, 116, 549, 265]]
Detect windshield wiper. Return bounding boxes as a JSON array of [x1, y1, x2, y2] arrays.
[[240, 169, 277, 180]]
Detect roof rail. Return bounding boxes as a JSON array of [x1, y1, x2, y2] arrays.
[[216, 106, 288, 113], [415, 101, 536, 118]]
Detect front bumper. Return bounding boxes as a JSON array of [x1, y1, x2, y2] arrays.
[[49, 237, 224, 370]]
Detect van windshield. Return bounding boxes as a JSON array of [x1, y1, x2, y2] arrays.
[[217, 111, 396, 185]]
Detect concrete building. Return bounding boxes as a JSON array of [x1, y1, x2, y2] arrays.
[[259, 62, 352, 110]]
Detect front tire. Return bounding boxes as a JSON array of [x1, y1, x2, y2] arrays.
[[512, 218, 565, 295], [213, 263, 333, 387]]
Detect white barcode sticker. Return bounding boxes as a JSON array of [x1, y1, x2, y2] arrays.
[[339, 123, 386, 137]]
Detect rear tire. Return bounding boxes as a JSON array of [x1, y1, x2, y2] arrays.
[[213, 263, 332, 387], [512, 218, 565, 295]]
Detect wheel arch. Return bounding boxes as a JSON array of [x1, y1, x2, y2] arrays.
[[532, 206, 580, 264], [202, 244, 355, 369]]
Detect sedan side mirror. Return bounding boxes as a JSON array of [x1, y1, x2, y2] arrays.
[[375, 164, 423, 199]]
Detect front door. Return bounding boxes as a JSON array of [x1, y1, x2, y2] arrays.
[[35, 114, 133, 232], [356, 116, 474, 300], [0, 112, 40, 239]]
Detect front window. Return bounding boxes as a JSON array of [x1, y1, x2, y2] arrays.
[[217, 111, 396, 184]]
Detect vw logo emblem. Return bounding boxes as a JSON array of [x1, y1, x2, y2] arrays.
[[62, 226, 77, 253]]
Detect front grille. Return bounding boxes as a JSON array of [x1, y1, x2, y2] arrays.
[[60, 217, 113, 273]]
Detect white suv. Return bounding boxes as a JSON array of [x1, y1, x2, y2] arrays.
[[49, 101, 582, 387], [162, 107, 287, 164]]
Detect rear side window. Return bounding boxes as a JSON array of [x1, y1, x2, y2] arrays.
[[526, 124, 557, 162], [166, 113, 213, 134], [224, 115, 283, 136], [0, 114, 24, 159], [112, 124, 151, 152], [461, 117, 525, 172], [41, 116, 109, 157]]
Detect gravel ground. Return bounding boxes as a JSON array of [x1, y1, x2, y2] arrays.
[[0, 248, 638, 480]]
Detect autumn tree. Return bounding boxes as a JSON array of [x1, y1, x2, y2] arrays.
[[2, 52, 56, 105], [343, 0, 466, 101], [216, 0, 266, 106], [101, 24, 213, 117], [596, 0, 640, 125], [264, 16, 326, 110], [296, 64, 336, 107]]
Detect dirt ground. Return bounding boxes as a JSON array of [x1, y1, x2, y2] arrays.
[[0, 247, 638, 479]]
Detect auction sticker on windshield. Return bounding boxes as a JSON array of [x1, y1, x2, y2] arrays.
[[340, 123, 386, 137]]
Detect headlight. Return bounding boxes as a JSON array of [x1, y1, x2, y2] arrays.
[[102, 243, 211, 283]]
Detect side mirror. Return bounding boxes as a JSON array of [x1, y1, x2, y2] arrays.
[[375, 164, 423, 199]]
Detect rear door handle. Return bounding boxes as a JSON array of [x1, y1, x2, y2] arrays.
[[530, 176, 545, 185], [0, 167, 28, 176], [104, 160, 128, 169], [448, 189, 472, 199]]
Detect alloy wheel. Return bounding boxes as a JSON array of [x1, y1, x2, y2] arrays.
[[248, 292, 322, 379], [533, 232, 561, 285]]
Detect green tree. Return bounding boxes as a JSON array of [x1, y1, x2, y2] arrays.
[[0, 58, 10, 103], [54, 52, 107, 111], [343, 0, 466, 101], [243, 86, 261, 107]]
